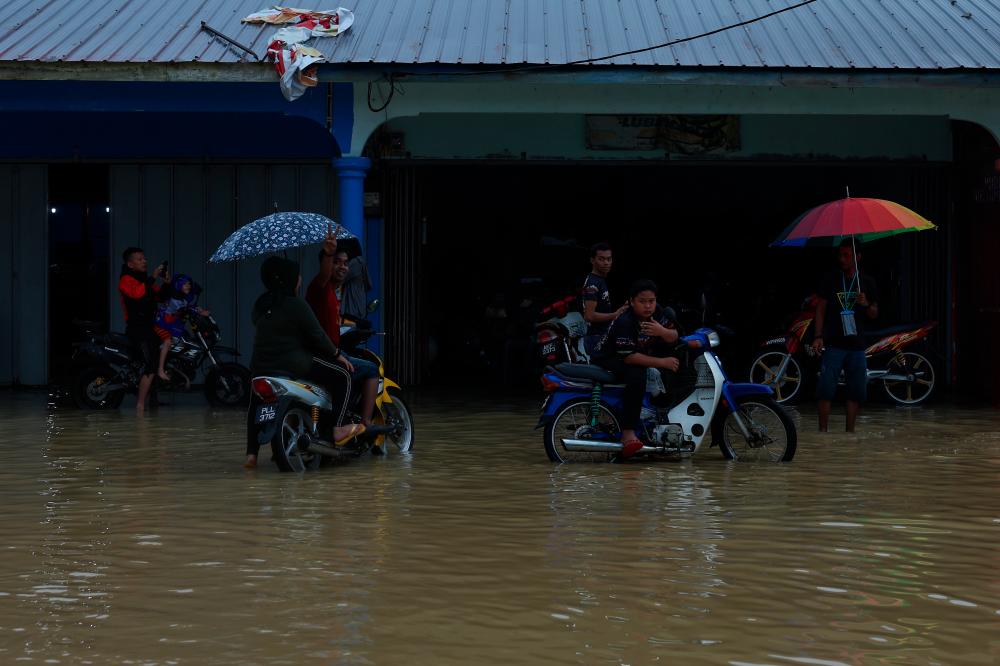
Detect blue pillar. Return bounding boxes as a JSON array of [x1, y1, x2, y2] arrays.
[[333, 157, 370, 243]]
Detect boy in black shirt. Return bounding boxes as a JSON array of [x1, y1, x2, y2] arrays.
[[581, 243, 627, 346], [593, 279, 680, 458]]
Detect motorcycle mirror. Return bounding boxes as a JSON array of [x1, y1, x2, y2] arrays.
[[367, 299, 381, 313], [715, 325, 736, 337]]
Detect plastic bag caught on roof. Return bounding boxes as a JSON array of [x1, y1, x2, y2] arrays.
[[243, 7, 330, 24], [267, 41, 325, 101], [271, 26, 312, 45], [246, 6, 354, 101], [243, 6, 354, 34]]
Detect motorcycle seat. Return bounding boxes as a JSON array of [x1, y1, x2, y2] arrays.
[[552, 362, 617, 384], [257, 370, 294, 379], [73, 319, 106, 331], [865, 323, 932, 339], [106, 332, 133, 349]]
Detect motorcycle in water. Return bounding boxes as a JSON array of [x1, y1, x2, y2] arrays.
[[72, 309, 251, 409], [539, 327, 797, 463], [749, 296, 937, 405], [248, 304, 414, 473]]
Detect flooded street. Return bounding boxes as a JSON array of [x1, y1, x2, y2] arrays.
[[1, 391, 999, 665]]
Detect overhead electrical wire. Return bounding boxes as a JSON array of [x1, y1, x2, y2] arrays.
[[366, 0, 820, 107]]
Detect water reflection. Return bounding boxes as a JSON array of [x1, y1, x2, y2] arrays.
[[0, 391, 998, 663]]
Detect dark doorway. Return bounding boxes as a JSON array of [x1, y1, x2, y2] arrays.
[[382, 161, 951, 388], [952, 121, 1000, 404], [48, 165, 111, 380]]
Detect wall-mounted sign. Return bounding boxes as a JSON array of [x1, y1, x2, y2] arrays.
[[585, 115, 741, 154]]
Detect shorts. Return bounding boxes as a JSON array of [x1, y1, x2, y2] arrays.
[[345, 354, 379, 382], [127, 328, 163, 376], [816, 347, 867, 402], [153, 326, 172, 343]]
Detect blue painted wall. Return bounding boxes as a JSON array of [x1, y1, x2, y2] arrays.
[[0, 80, 356, 160]]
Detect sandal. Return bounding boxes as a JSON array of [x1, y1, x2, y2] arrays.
[[334, 423, 366, 446], [620, 439, 644, 459]]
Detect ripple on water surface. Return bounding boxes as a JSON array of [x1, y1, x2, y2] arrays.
[[0, 392, 999, 664]]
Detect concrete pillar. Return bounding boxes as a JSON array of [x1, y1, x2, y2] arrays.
[[333, 157, 371, 244]]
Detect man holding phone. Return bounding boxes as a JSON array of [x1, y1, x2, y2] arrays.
[[580, 242, 628, 355], [119, 247, 173, 413]]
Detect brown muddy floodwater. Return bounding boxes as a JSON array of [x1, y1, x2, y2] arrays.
[[1, 390, 999, 665]]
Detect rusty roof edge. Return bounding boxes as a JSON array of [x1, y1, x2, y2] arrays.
[[4, 59, 1000, 89], [0, 60, 275, 82]]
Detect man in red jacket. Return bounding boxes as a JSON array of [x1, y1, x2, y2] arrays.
[[305, 227, 379, 429], [119, 247, 172, 413]]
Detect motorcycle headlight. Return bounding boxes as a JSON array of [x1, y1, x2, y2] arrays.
[[707, 330, 721, 348]]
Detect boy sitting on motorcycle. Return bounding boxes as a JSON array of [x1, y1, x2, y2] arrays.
[[591, 279, 680, 458]]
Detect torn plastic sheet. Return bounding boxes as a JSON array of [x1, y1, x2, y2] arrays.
[[267, 41, 325, 101], [244, 7, 354, 101], [243, 6, 354, 35]]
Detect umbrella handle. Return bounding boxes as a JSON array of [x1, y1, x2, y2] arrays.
[[851, 234, 860, 286]]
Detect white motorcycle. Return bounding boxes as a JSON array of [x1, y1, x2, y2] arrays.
[[248, 320, 413, 472], [539, 327, 797, 463]]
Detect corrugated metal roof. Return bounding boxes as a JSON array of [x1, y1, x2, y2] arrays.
[[3, 0, 1000, 69]]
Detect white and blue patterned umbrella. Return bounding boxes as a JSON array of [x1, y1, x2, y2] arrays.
[[209, 212, 355, 263]]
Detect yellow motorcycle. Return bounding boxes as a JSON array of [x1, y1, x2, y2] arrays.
[[338, 318, 414, 455], [249, 309, 413, 472]]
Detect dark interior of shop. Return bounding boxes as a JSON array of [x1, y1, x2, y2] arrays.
[[48, 165, 111, 380], [409, 161, 950, 388]]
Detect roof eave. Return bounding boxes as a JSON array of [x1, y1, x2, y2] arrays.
[[4, 60, 1000, 90]]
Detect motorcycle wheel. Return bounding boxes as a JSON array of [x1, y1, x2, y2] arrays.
[[379, 390, 414, 454], [73, 365, 126, 410], [713, 396, 796, 462], [271, 406, 324, 473], [882, 352, 935, 405], [204, 363, 251, 407], [748, 349, 804, 404], [543, 397, 620, 463]]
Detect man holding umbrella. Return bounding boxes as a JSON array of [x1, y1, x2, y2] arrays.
[[773, 193, 935, 432], [811, 240, 879, 433]]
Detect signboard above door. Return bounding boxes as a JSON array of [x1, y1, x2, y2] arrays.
[[585, 115, 741, 154]]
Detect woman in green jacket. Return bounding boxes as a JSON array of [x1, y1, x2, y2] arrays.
[[244, 256, 364, 469]]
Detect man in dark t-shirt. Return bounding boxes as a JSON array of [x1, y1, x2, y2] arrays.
[[581, 243, 626, 339], [811, 240, 879, 433]]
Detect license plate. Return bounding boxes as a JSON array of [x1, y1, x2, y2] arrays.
[[255, 404, 277, 424], [541, 342, 558, 356]]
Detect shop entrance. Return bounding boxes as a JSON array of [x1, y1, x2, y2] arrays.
[[379, 160, 951, 389], [48, 164, 111, 381]]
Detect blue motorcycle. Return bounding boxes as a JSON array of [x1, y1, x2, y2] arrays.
[[538, 328, 797, 462]]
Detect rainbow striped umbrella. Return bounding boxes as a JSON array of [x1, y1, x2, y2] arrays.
[[772, 197, 936, 247]]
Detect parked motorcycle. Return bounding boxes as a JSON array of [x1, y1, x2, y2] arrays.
[[72, 309, 250, 409], [749, 296, 937, 405], [534, 295, 589, 366], [248, 305, 414, 472], [539, 327, 797, 463]]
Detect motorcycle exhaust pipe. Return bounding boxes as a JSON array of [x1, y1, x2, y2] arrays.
[[303, 425, 398, 458], [305, 440, 346, 458], [561, 439, 659, 454]]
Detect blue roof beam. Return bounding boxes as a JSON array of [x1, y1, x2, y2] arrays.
[[0, 80, 355, 156]]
